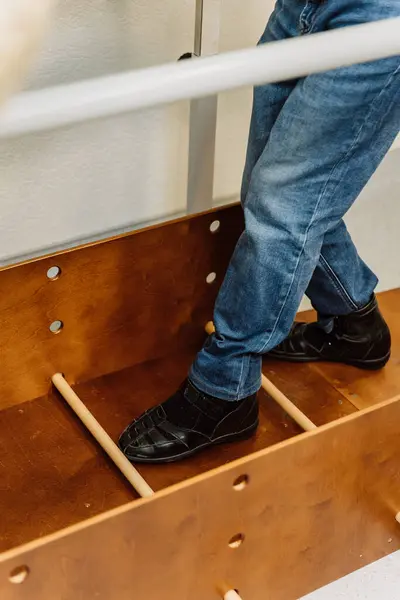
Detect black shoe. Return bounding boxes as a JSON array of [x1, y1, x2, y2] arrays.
[[267, 295, 391, 370], [118, 380, 258, 464]]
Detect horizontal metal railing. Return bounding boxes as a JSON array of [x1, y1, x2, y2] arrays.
[[0, 18, 398, 139]]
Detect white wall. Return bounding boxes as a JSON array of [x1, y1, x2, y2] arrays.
[[0, 0, 398, 303], [0, 0, 195, 264], [0, 0, 283, 265]]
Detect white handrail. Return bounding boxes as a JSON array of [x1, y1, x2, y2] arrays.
[[0, 18, 399, 138]]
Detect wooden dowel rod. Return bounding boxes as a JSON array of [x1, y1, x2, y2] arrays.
[[51, 373, 154, 498], [205, 321, 317, 432], [205, 321, 216, 336], [224, 591, 242, 600], [261, 374, 317, 432]]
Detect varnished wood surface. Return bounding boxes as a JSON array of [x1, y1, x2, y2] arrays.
[[293, 290, 400, 410], [262, 361, 357, 426], [0, 195, 398, 599], [0, 205, 243, 410], [1, 395, 400, 600], [0, 350, 360, 552], [1, 290, 398, 554], [0, 350, 295, 553]]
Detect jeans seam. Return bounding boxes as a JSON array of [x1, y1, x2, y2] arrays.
[[257, 62, 399, 355], [319, 253, 358, 310], [236, 353, 249, 398], [299, 0, 319, 34], [257, 199, 322, 354], [320, 63, 400, 205], [299, 3, 310, 33]]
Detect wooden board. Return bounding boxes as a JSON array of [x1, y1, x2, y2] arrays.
[[1, 287, 397, 553], [0, 205, 243, 410], [0, 342, 365, 553], [302, 290, 400, 410], [265, 289, 400, 411], [262, 361, 357, 425], [1, 395, 400, 600], [0, 349, 306, 554]]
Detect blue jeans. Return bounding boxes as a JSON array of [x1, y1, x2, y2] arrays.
[[190, 0, 400, 400]]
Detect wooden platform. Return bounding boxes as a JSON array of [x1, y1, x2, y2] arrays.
[[0, 203, 399, 600], [1, 289, 398, 554]]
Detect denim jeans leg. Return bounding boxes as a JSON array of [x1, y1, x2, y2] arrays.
[[306, 220, 378, 316], [190, 2, 400, 401], [241, 3, 300, 205]]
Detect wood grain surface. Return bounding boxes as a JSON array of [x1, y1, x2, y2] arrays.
[[1, 395, 400, 600], [0, 205, 243, 410], [297, 290, 400, 410], [1, 199, 399, 600], [1, 291, 398, 553], [0, 350, 307, 553]]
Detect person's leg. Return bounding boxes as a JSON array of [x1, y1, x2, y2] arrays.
[[305, 220, 377, 316], [118, 1, 303, 464], [268, 217, 391, 368], [267, 0, 399, 367], [189, 0, 400, 400], [120, 0, 400, 463], [241, 3, 299, 203]]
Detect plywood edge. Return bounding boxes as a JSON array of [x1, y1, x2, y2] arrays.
[[2, 392, 399, 565]]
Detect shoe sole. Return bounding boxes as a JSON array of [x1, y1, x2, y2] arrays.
[[121, 419, 259, 465], [267, 350, 391, 371]]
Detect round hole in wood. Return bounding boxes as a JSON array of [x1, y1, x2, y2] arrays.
[[46, 265, 61, 280], [210, 220, 220, 233], [9, 566, 30, 584], [206, 272, 217, 284], [49, 320, 64, 334], [233, 474, 249, 491], [228, 533, 245, 549]]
